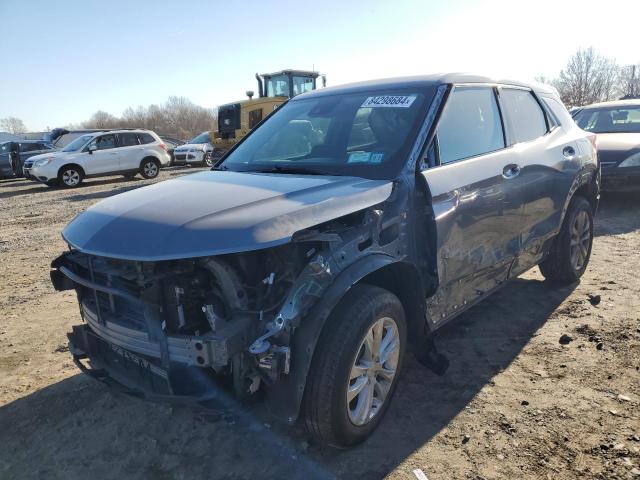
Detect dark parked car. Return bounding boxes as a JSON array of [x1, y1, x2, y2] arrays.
[[0, 140, 54, 178], [51, 74, 598, 447], [573, 99, 640, 191]]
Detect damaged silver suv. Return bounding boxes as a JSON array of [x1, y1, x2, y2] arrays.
[[51, 74, 599, 447]]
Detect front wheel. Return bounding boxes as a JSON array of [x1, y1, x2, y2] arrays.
[[59, 166, 83, 188], [202, 151, 214, 168], [540, 195, 594, 285], [140, 159, 160, 179], [303, 284, 406, 447]]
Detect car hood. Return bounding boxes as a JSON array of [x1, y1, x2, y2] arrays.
[[29, 150, 80, 162], [596, 133, 640, 164], [174, 143, 210, 152], [62, 170, 393, 261]]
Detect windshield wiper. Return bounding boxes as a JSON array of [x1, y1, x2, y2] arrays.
[[248, 165, 327, 175]]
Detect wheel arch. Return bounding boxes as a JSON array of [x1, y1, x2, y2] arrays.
[[264, 254, 426, 424]]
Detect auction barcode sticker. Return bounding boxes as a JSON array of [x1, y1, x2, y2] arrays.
[[361, 95, 417, 108]]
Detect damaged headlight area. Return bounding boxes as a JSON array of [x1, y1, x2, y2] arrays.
[[51, 205, 403, 404]]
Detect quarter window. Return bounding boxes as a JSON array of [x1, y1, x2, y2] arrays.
[[137, 132, 156, 144], [437, 87, 505, 164], [500, 88, 547, 143]]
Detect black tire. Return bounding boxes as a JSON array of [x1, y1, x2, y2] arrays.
[[58, 165, 84, 188], [140, 158, 160, 179], [303, 284, 406, 447], [539, 195, 593, 285]]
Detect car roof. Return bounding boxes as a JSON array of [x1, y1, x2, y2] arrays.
[[294, 73, 557, 100], [578, 99, 640, 110]]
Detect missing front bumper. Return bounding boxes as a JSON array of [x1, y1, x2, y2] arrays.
[[68, 324, 227, 403]]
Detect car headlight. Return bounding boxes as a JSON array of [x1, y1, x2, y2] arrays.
[[618, 153, 640, 168], [34, 158, 54, 167]]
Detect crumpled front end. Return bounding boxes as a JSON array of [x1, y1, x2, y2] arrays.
[[51, 189, 412, 416], [52, 245, 309, 401]]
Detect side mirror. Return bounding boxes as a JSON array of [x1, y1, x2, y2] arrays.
[[87, 145, 97, 154]]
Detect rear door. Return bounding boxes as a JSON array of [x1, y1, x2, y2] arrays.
[[497, 87, 581, 273], [83, 134, 120, 174], [116, 132, 141, 169], [421, 85, 524, 325]]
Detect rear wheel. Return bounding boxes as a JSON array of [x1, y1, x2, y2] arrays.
[[303, 284, 406, 447], [540, 195, 593, 285], [140, 159, 160, 179], [58, 166, 83, 188]]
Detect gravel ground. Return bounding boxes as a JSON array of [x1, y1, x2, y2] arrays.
[[0, 169, 639, 480]]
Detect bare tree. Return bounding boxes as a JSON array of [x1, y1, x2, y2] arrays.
[[82, 97, 216, 140], [553, 47, 619, 107], [0, 117, 27, 134], [85, 110, 119, 129], [618, 64, 640, 99]]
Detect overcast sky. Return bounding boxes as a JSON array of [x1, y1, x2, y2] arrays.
[[1, 0, 639, 131]]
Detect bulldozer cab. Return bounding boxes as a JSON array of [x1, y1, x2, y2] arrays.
[[257, 70, 324, 99], [214, 69, 325, 147]]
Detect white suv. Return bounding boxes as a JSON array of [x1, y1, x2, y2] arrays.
[[26, 129, 171, 188]]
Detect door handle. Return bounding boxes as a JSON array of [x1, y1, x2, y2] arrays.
[[562, 145, 576, 159], [502, 163, 520, 179]]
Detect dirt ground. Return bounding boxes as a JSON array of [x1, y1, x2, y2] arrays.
[[0, 169, 639, 480]]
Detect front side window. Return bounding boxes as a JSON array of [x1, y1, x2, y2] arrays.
[[437, 87, 505, 164], [265, 74, 290, 97], [88, 134, 116, 150], [0, 142, 11, 154], [220, 88, 434, 180], [574, 106, 640, 133], [119, 132, 139, 147], [500, 88, 547, 143]]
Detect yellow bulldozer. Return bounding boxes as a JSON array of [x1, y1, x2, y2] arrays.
[[212, 69, 326, 152]]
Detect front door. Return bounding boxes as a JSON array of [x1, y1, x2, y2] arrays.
[[83, 134, 120, 174], [420, 85, 524, 326]]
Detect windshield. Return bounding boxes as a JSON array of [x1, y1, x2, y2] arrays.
[[62, 134, 94, 152], [189, 132, 210, 144], [219, 88, 433, 180], [574, 105, 640, 133], [265, 74, 290, 97]]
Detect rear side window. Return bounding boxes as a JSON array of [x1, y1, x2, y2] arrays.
[[119, 132, 139, 147], [437, 87, 505, 164], [500, 89, 547, 143], [137, 132, 156, 144]]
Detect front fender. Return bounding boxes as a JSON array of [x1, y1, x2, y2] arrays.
[[264, 253, 397, 424]]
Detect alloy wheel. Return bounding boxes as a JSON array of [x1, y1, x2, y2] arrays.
[[347, 316, 400, 426], [143, 161, 158, 177], [570, 210, 591, 270], [62, 169, 80, 187]]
